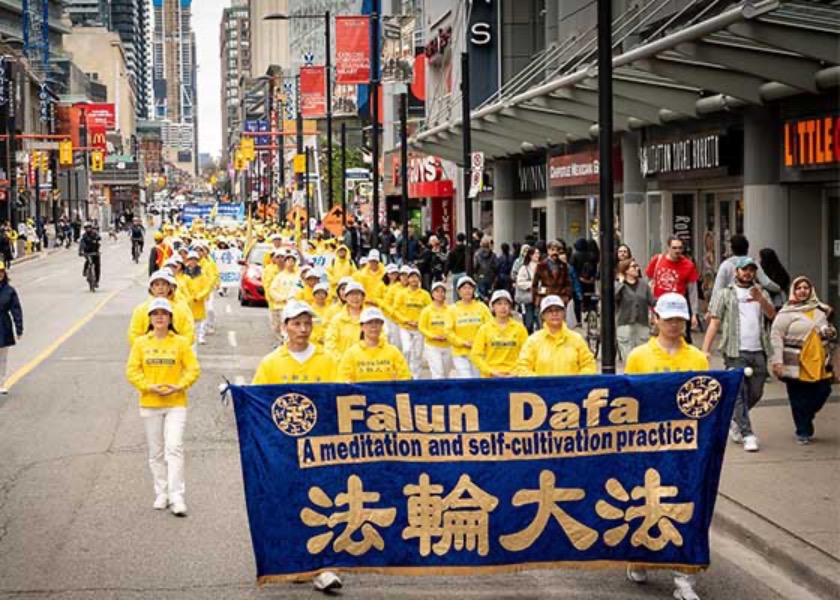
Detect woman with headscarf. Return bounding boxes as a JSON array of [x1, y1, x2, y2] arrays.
[[770, 276, 836, 444]]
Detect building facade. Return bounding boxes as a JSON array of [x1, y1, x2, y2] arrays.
[[220, 0, 250, 166]]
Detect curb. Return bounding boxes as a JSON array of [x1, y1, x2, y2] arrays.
[[10, 247, 66, 267], [713, 494, 840, 600]]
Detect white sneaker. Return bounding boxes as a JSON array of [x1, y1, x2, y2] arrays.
[[0, 388, 8, 395], [728, 421, 744, 444], [743, 434, 760, 452], [198, 337, 206, 345], [153, 494, 169, 510], [674, 584, 700, 600], [626, 566, 648, 583], [170, 500, 188, 517], [312, 571, 342, 592]]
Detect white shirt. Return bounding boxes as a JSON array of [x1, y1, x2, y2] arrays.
[[288, 343, 316, 364], [736, 286, 762, 351]]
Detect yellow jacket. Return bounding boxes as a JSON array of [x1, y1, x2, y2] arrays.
[[356, 265, 386, 306], [127, 296, 196, 345], [267, 270, 301, 310], [184, 270, 213, 321], [296, 284, 317, 305], [516, 326, 598, 376], [418, 303, 451, 348], [324, 300, 344, 324], [262, 262, 281, 294], [310, 301, 331, 346], [338, 338, 412, 383], [327, 250, 357, 284], [324, 306, 362, 360], [625, 337, 709, 374], [445, 300, 493, 357], [126, 332, 200, 408], [252, 344, 337, 384], [471, 319, 529, 377], [382, 283, 407, 320], [394, 287, 432, 329], [200, 257, 220, 288]]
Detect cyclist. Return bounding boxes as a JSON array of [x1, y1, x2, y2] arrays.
[[79, 222, 101, 288], [130, 218, 145, 261]]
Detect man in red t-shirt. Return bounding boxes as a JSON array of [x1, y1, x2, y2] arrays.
[[646, 236, 699, 336]]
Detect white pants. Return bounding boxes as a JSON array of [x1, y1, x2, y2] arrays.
[[399, 328, 425, 379], [617, 323, 650, 362], [195, 319, 206, 343], [424, 345, 452, 380], [387, 318, 402, 351], [205, 293, 216, 331], [0, 347, 7, 384], [452, 354, 480, 379], [140, 406, 187, 502]]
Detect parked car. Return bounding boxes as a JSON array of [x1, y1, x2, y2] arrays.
[[239, 243, 271, 306]]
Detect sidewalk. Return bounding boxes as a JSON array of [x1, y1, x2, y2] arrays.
[[703, 355, 840, 599], [9, 244, 67, 267]]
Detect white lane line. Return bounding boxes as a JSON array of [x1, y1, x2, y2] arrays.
[[228, 331, 238, 348], [225, 303, 232, 314], [234, 375, 246, 386]]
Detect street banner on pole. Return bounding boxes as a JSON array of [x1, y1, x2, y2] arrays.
[[230, 371, 740, 583], [333, 84, 358, 117], [468, 151, 484, 199], [335, 16, 371, 84], [382, 15, 416, 84], [299, 66, 327, 118]]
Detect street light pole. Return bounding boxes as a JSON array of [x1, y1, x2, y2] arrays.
[[304, 145, 311, 238], [399, 91, 409, 263], [370, 0, 381, 249], [324, 10, 333, 210], [340, 122, 347, 236], [460, 51, 473, 277], [598, 0, 616, 373]]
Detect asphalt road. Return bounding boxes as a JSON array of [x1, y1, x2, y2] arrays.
[[0, 237, 811, 599]]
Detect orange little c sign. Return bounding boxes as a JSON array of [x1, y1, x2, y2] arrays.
[[784, 115, 839, 168]]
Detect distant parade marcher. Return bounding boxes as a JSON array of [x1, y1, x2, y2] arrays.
[[471, 290, 527, 378], [324, 281, 365, 361], [128, 271, 195, 347], [418, 281, 453, 380], [624, 292, 707, 600], [0, 262, 23, 394], [183, 251, 212, 345], [393, 267, 431, 379], [516, 295, 596, 377], [446, 276, 492, 379], [126, 298, 200, 517], [770, 276, 837, 445], [338, 307, 411, 383]]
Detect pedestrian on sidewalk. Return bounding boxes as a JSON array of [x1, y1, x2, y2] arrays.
[[759, 248, 791, 312], [0, 263, 22, 394], [770, 276, 837, 444], [515, 246, 540, 333], [446, 233, 467, 298], [615, 259, 654, 361], [711, 235, 781, 299], [645, 236, 700, 343], [702, 257, 776, 452], [532, 240, 573, 309], [624, 292, 707, 600], [125, 298, 200, 517]]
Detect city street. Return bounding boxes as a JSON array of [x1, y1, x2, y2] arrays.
[[0, 240, 824, 599]]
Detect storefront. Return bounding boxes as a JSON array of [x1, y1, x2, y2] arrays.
[[641, 122, 744, 306], [514, 154, 548, 242], [547, 144, 623, 245]]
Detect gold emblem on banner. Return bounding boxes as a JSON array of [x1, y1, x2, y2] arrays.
[[272, 393, 318, 436], [675, 376, 722, 419]]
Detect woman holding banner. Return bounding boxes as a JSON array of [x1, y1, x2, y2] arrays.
[[338, 307, 411, 383]]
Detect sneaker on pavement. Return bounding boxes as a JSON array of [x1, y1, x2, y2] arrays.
[[728, 422, 743, 444], [313, 571, 342, 592], [674, 584, 700, 600], [626, 566, 648, 584], [153, 494, 169, 510], [743, 435, 759, 452], [796, 435, 811, 445], [0, 388, 8, 395], [170, 500, 188, 517]]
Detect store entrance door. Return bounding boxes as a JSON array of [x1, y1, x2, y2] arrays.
[[828, 190, 840, 325]]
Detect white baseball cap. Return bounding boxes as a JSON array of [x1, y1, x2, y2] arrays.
[[271, 248, 285, 258], [360, 307, 386, 324], [303, 268, 320, 280], [360, 257, 369, 266], [148, 270, 176, 287], [367, 249, 381, 262], [186, 250, 200, 260], [385, 264, 399, 274], [337, 276, 355, 288], [399, 265, 412, 275], [490, 289, 513, 305], [431, 281, 447, 293], [457, 276, 477, 290], [344, 281, 366, 296], [147, 297, 173, 315], [540, 295, 566, 314], [283, 300, 316, 322], [313, 282, 330, 295], [164, 256, 182, 267], [408, 267, 421, 278], [655, 292, 690, 321]]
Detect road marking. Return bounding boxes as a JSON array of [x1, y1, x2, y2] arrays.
[[5, 289, 121, 390], [228, 331, 238, 348], [225, 303, 232, 314], [234, 375, 246, 386]]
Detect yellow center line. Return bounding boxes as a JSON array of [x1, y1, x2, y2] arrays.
[[6, 289, 121, 390]]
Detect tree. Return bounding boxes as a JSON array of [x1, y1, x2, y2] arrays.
[[319, 134, 366, 208]]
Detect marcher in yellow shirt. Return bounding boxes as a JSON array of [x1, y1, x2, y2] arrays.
[[309, 282, 331, 346], [472, 290, 528, 378], [324, 281, 365, 360], [262, 249, 284, 297], [183, 251, 213, 344], [446, 276, 492, 378], [382, 264, 407, 348], [267, 255, 302, 341], [338, 307, 411, 382], [296, 267, 322, 305], [622, 292, 706, 600], [355, 249, 386, 307], [394, 268, 431, 378], [125, 298, 200, 517], [516, 295, 597, 376], [128, 270, 195, 345], [324, 276, 353, 324], [327, 244, 356, 289], [418, 281, 452, 379], [197, 242, 220, 335]]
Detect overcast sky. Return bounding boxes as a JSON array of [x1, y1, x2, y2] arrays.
[[194, 2, 225, 160]]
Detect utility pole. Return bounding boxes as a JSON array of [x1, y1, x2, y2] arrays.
[[324, 10, 333, 210], [4, 59, 16, 227], [304, 146, 311, 238], [340, 122, 347, 236], [79, 106, 89, 221], [460, 51, 473, 277], [399, 91, 409, 263], [370, 0, 381, 248], [598, 0, 616, 373]]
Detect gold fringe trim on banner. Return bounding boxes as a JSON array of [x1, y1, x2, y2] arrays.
[[256, 560, 708, 585]]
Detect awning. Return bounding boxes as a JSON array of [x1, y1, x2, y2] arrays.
[[410, 0, 840, 162]]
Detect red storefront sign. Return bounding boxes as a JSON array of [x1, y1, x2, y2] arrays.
[[335, 16, 371, 84], [784, 114, 839, 168], [299, 66, 326, 118], [430, 196, 455, 243], [549, 148, 622, 188], [80, 103, 116, 129]]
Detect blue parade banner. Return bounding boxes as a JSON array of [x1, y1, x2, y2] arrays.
[[230, 371, 741, 583], [216, 202, 245, 223], [181, 203, 213, 226]]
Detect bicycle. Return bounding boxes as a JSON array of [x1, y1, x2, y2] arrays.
[[582, 292, 600, 359], [83, 253, 98, 292], [131, 239, 143, 263]]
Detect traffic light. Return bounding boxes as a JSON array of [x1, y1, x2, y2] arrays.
[[241, 137, 255, 161], [40, 151, 48, 174], [30, 151, 39, 171], [91, 150, 104, 172], [234, 148, 246, 171], [59, 140, 73, 166]]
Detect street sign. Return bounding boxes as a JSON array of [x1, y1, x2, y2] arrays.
[[471, 151, 485, 171], [468, 151, 485, 199], [294, 154, 306, 174], [59, 140, 73, 166]]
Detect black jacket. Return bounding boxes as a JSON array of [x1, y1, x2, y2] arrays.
[[79, 232, 101, 255], [0, 280, 23, 348], [446, 243, 466, 274]]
